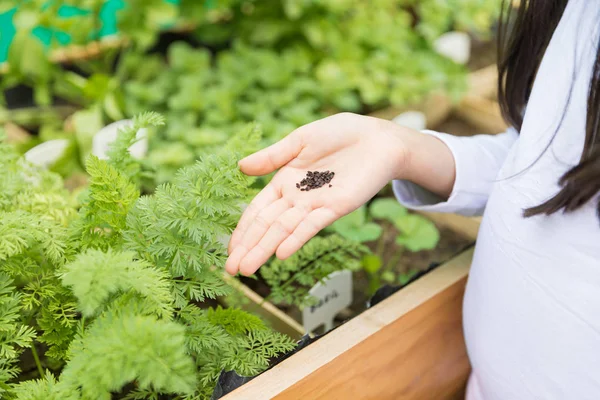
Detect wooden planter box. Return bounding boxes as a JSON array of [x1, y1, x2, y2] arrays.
[[454, 64, 507, 134], [223, 247, 474, 400]]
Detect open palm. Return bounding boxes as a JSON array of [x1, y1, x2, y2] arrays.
[[225, 113, 408, 276]]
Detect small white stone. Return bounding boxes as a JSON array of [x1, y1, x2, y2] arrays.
[[433, 31, 471, 65], [92, 119, 148, 160], [24, 139, 70, 169]]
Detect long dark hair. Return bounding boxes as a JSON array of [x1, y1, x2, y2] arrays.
[[497, 0, 600, 218]]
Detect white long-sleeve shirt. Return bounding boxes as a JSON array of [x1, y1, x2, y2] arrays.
[[393, 1, 600, 399]]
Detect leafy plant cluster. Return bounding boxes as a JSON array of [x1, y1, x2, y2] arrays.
[[0, 113, 295, 400], [327, 198, 440, 294], [0, 0, 244, 106], [258, 197, 440, 309], [2, 0, 500, 186], [260, 234, 370, 308]]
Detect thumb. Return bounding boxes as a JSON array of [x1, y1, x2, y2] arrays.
[[239, 131, 302, 176]]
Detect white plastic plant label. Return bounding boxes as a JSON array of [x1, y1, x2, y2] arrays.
[[393, 110, 427, 131], [433, 31, 471, 65], [24, 139, 70, 169], [302, 270, 353, 334], [92, 119, 148, 160]]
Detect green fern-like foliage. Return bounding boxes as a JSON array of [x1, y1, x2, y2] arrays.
[[123, 135, 258, 307], [0, 117, 295, 400], [261, 234, 370, 307], [0, 274, 36, 397], [106, 111, 166, 184], [60, 249, 174, 319], [0, 135, 79, 373], [59, 310, 197, 400], [180, 306, 295, 390], [8, 372, 62, 400], [73, 155, 140, 250]]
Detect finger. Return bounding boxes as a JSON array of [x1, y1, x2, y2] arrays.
[[277, 208, 338, 260], [239, 131, 302, 176], [225, 198, 290, 274], [225, 245, 247, 275], [229, 184, 279, 254], [238, 207, 309, 276], [237, 198, 290, 252]]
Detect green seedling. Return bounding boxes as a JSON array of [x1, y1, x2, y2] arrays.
[[363, 197, 440, 294], [326, 205, 383, 243]]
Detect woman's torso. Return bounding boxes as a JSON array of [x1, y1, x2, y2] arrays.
[[464, 1, 600, 399]]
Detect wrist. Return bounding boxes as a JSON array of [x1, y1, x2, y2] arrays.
[[378, 120, 423, 182], [379, 121, 456, 198]]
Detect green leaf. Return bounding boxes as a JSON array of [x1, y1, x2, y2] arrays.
[[354, 223, 383, 242], [103, 92, 124, 121], [61, 311, 197, 398], [72, 106, 103, 164], [394, 214, 440, 252], [61, 248, 174, 319], [328, 207, 382, 243], [370, 198, 407, 221], [381, 271, 396, 283], [362, 254, 382, 274], [146, 2, 179, 28], [398, 269, 420, 285]]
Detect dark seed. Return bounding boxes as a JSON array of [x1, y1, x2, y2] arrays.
[[296, 170, 336, 192]]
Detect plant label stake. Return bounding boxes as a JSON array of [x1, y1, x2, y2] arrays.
[[92, 119, 148, 160], [302, 270, 352, 334]]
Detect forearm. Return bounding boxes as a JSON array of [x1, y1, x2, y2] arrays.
[[383, 120, 519, 217], [393, 126, 457, 199]]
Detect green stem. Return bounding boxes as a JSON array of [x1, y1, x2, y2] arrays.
[[31, 342, 44, 378], [384, 246, 404, 274], [368, 273, 381, 295], [375, 224, 387, 258]]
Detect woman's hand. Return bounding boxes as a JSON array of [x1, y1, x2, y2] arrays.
[[225, 113, 412, 276], [225, 112, 456, 276]]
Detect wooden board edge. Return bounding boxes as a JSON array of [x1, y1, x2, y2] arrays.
[[220, 273, 305, 339], [276, 274, 470, 399], [466, 64, 497, 99], [416, 211, 482, 241], [222, 248, 473, 400], [455, 94, 507, 134]]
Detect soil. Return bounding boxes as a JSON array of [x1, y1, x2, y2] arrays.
[[240, 215, 473, 331]]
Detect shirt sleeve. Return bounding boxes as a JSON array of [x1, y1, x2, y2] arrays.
[[393, 127, 518, 217]]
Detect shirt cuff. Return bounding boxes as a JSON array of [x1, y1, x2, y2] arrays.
[[392, 130, 488, 217]]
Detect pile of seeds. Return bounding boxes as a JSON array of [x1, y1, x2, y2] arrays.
[[296, 170, 335, 191]]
